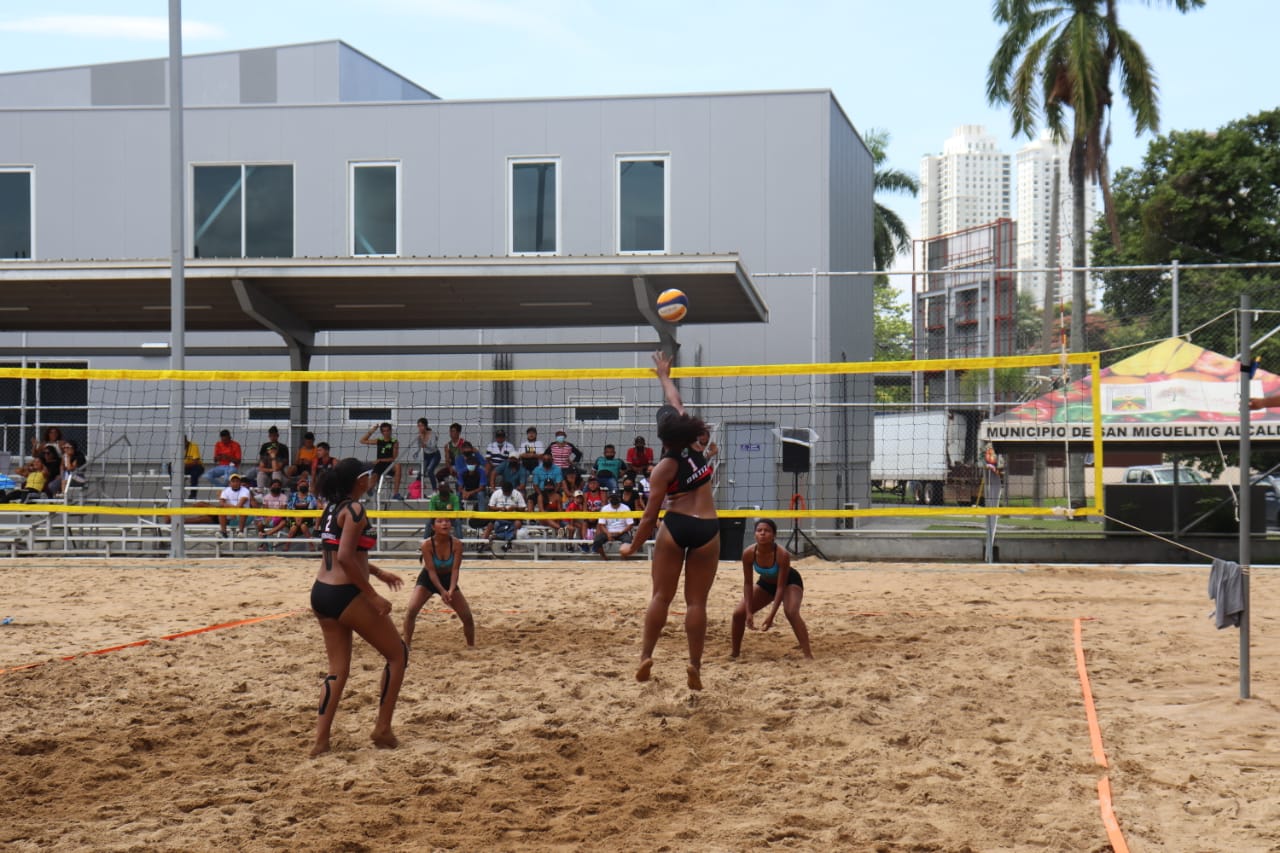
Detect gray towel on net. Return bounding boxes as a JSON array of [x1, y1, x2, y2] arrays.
[[1208, 558, 1245, 630]]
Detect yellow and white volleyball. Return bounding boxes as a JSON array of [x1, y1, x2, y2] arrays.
[[655, 289, 689, 323]]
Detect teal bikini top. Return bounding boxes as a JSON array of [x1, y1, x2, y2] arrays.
[[753, 549, 779, 581], [428, 538, 454, 572]]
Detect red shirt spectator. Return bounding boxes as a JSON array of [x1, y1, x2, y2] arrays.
[[213, 433, 243, 466], [626, 436, 653, 473]]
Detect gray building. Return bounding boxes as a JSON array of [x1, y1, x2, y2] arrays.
[[0, 41, 873, 512]]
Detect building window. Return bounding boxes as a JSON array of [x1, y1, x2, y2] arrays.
[[0, 168, 33, 260], [617, 155, 669, 254], [509, 158, 559, 255], [350, 162, 400, 256], [193, 164, 294, 258]]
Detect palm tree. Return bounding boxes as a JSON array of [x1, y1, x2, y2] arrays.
[[987, 0, 1201, 508], [865, 128, 919, 271], [987, 0, 1202, 358]]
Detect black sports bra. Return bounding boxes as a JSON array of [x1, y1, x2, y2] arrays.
[[318, 500, 377, 552], [663, 446, 713, 495]]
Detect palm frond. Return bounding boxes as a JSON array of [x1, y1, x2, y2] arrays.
[[1113, 27, 1159, 133], [874, 203, 912, 271], [876, 168, 919, 196]]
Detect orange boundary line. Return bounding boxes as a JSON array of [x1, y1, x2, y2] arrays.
[[0, 610, 302, 676], [160, 611, 299, 640], [1074, 617, 1129, 853]]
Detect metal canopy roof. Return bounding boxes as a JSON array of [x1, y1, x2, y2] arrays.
[[0, 254, 766, 334]]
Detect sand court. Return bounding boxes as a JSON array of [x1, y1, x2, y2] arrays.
[[1, 558, 1278, 850]]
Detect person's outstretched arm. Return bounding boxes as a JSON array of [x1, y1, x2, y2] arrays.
[[653, 350, 685, 415]]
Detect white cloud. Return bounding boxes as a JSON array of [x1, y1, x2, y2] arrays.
[[0, 15, 224, 40]]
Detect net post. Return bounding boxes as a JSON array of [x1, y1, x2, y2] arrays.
[[1090, 353, 1104, 519], [1238, 294, 1251, 699]]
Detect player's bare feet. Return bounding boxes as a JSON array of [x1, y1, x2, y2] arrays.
[[371, 728, 399, 749], [686, 663, 702, 691], [309, 737, 330, 757], [635, 657, 653, 682]]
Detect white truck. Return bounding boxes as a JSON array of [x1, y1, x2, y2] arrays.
[[871, 410, 981, 505]]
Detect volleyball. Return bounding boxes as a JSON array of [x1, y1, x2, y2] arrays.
[[656, 289, 689, 323]]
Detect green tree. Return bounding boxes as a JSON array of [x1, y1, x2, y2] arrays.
[[987, 0, 1203, 364], [873, 275, 913, 402], [1095, 108, 1280, 363], [864, 128, 919, 272], [873, 275, 913, 361]]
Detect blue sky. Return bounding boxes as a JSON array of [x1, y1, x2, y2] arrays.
[[1, 0, 1274, 268]]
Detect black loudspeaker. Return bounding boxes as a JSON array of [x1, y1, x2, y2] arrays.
[[781, 429, 811, 473]]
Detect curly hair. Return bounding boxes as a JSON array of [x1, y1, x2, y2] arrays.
[[317, 457, 369, 504], [657, 410, 707, 452]]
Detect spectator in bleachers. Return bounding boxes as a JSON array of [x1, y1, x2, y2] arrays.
[[205, 429, 242, 487], [39, 445, 61, 484], [593, 444, 624, 490], [626, 436, 654, 476], [217, 472, 253, 537], [256, 426, 289, 490], [57, 439, 86, 495], [531, 452, 563, 492], [487, 480, 526, 549], [29, 426, 62, 460], [484, 428, 517, 487], [634, 463, 652, 499], [360, 423, 400, 497], [2, 457, 48, 503], [559, 467, 586, 503], [514, 425, 545, 484], [287, 432, 317, 483], [413, 418, 440, 492], [549, 429, 583, 475], [581, 475, 606, 515], [537, 485, 566, 536], [592, 491, 634, 560], [454, 444, 489, 514], [440, 422, 466, 482], [516, 427, 544, 487], [619, 479, 646, 513], [183, 436, 204, 499], [427, 480, 462, 539], [564, 489, 588, 542], [256, 480, 291, 546], [310, 441, 335, 482], [286, 480, 319, 550]]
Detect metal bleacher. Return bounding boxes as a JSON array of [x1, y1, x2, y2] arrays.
[[1, 460, 654, 561]]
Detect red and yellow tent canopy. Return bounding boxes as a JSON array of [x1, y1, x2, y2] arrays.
[[980, 338, 1280, 448]]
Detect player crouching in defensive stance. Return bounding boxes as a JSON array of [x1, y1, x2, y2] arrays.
[[403, 516, 476, 649], [731, 518, 812, 659], [309, 458, 407, 756]]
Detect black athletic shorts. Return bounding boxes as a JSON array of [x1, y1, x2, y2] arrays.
[[414, 569, 455, 597], [758, 567, 804, 597]]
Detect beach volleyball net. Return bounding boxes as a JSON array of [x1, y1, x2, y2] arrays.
[[0, 353, 1103, 531]]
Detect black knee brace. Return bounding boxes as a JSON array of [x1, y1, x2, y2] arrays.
[[318, 674, 337, 715]]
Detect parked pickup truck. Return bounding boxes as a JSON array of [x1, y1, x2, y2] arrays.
[[1122, 465, 1208, 485]]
